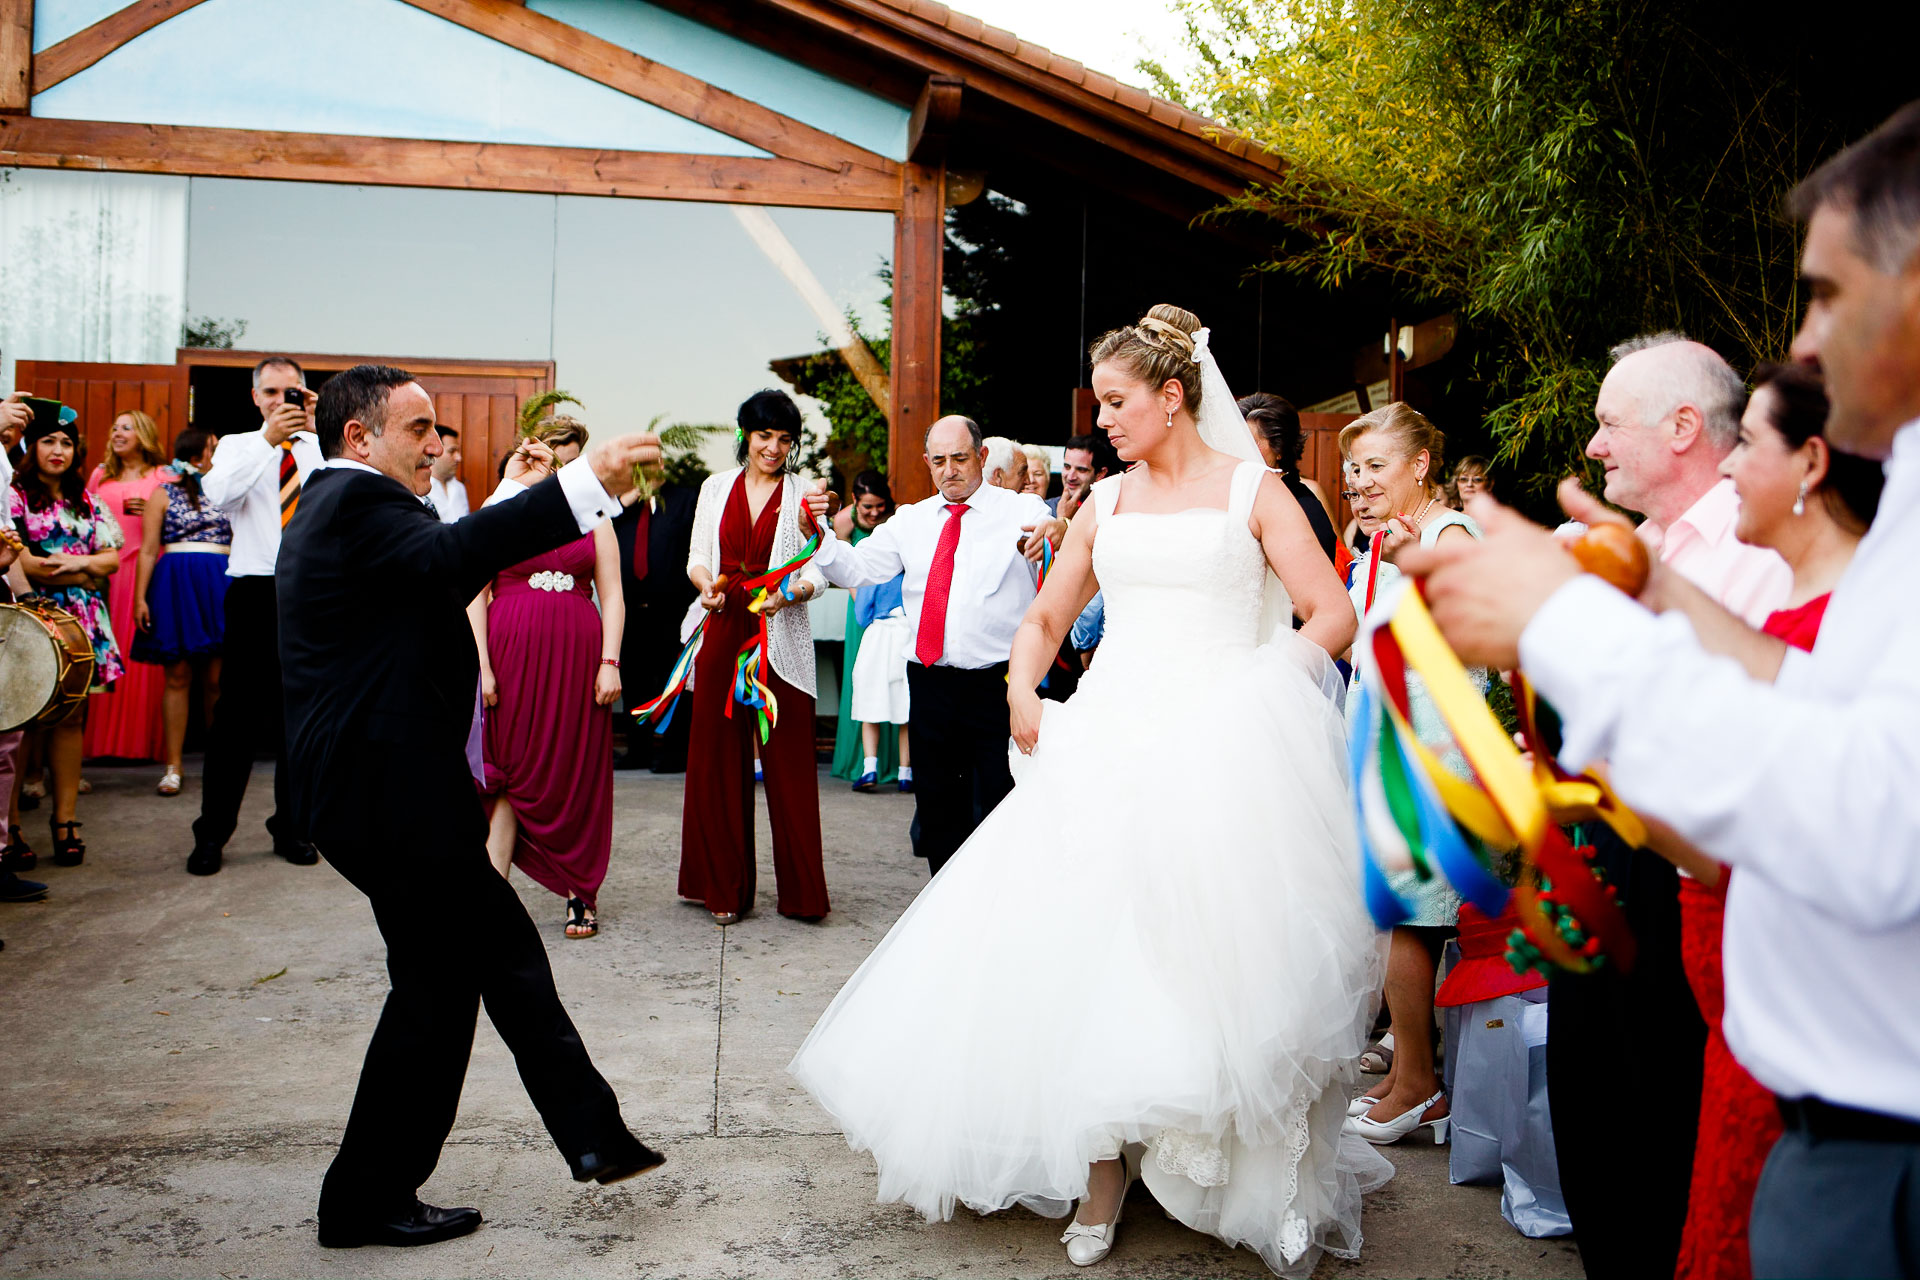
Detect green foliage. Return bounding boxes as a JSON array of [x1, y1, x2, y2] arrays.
[[1155, 0, 1844, 496], [517, 388, 584, 438], [181, 315, 247, 349], [659, 421, 727, 489]]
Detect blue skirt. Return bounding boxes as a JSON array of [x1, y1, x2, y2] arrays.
[[130, 551, 229, 665]]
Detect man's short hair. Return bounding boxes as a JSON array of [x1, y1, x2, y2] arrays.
[[924, 415, 982, 452], [1606, 331, 1746, 450], [1790, 100, 1920, 274], [252, 356, 304, 388], [981, 435, 1017, 481], [1065, 432, 1120, 477], [434, 423, 458, 440], [317, 364, 416, 459]]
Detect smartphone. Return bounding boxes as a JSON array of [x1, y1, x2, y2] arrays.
[[283, 387, 304, 407]]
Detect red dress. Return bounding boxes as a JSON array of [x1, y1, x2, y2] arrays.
[[84, 465, 169, 760], [1673, 592, 1827, 1280], [480, 534, 613, 908], [678, 475, 828, 919]]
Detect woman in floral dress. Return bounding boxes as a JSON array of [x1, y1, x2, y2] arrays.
[[10, 412, 124, 865]]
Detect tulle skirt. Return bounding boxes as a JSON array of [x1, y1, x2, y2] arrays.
[[789, 630, 1391, 1276]]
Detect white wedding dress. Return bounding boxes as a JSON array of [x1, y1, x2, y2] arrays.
[[789, 459, 1391, 1276]]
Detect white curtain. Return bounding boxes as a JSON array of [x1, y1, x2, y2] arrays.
[[0, 168, 189, 393]]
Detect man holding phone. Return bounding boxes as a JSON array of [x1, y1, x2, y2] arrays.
[[185, 357, 325, 876]]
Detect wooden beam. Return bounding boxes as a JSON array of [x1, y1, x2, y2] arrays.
[[1, 0, 31, 113], [906, 74, 961, 167], [31, 0, 211, 95], [0, 116, 903, 210], [397, 0, 896, 178], [888, 159, 944, 504]]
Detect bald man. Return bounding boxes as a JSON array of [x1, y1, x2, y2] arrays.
[[1543, 333, 1791, 1279], [805, 416, 1063, 875], [1587, 334, 1791, 623]]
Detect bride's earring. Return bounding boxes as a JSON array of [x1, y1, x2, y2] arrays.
[[1166, 407, 1174, 430], [1793, 479, 1808, 517]]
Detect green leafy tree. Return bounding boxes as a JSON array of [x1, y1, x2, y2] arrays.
[[1152, 0, 1885, 496]]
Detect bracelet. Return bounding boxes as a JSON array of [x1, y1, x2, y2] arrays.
[[600, 658, 620, 668]]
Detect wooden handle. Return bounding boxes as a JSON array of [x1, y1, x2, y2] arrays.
[[1569, 523, 1650, 595]]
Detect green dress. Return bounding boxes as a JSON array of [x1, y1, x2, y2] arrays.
[[830, 523, 901, 783]]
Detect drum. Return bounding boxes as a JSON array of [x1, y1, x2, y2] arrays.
[[0, 600, 95, 732]]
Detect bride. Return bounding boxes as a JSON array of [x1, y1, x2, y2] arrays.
[[788, 305, 1390, 1275]]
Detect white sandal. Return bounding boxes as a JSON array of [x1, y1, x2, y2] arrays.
[[157, 768, 182, 797], [1061, 1152, 1134, 1267], [1345, 1090, 1450, 1145]]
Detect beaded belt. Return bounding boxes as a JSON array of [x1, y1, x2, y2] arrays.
[[163, 542, 230, 555], [527, 571, 577, 593]]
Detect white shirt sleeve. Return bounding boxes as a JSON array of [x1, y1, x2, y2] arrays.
[[201, 430, 278, 513], [812, 511, 908, 589], [1519, 574, 1920, 929], [482, 460, 617, 534]]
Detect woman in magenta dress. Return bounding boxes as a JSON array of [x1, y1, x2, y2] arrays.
[[468, 418, 625, 939], [680, 390, 829, 925], [84, 409, 169, 762], [1658, 362, 1884, 1280]]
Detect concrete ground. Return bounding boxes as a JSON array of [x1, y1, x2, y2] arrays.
[[0, 760, 1584, 1279]]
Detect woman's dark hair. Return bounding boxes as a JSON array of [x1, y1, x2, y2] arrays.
[[851, 470, 894, 515], [1238, 392, 1302, 473], [1750, 362, 1884, 534], [736, 389, 803, 467], [18, 428, 88, 511], [171, 428, 215, 510]]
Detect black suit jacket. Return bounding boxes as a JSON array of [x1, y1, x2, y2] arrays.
[[610, 481, 697, 614], [276, 466, 587, 849]]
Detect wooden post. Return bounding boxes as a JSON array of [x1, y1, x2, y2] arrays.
[[1, 0, 32, 114], [887, 161, 943, 504]]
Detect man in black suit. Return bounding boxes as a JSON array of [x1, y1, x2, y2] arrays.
[[278, 365, 665, 1250], [610, 461, 698, 772]]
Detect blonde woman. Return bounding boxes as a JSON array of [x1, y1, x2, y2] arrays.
[[85, 409, 168, 762]]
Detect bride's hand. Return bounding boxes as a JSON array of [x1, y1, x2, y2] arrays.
[[1009, 687, 1044, 756]]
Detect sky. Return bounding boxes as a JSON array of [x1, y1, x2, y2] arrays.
[[943, 0, 1196, 92]]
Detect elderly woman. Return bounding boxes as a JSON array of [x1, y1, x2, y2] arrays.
[[11, 410, 124, 865], [1339, 401, 1482, 1146], [680, 390, 830, 925]]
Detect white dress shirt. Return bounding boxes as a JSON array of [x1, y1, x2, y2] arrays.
[[1518, 419, 1920, 1119], [813, 482, 1051, 671], [427, 475, 469, 523], [202, 427, 324, 578], [1641, 477, 1792, 626], [473, 458, 621, 534]]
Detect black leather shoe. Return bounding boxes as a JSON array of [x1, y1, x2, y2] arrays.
[[185, 845, 222, 876], [276, 841, 319, 866], [317, 1200, 482, 1249], [569, 1136, 666, 1185]]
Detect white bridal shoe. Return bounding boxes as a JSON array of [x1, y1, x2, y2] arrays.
[[1348, 1092, 1384, 1117], [1061, 1153, 1135, 1267], [1344, 1089, 1450, 1145]]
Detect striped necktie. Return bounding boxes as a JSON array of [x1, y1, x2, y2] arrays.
[[278, 443, 300, 527]]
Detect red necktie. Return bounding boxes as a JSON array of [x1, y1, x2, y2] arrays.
[[915, 503, 968, 667], [630, 500, 650, 582]]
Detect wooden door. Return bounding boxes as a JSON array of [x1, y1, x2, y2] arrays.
[[1298, 411, 1358, 534], [13, 361, 191, 475]]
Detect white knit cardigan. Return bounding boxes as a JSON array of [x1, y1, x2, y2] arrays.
[[685, 467, 829, 699]]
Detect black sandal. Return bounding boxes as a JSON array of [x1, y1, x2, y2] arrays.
[[51, 820, 84, 867], [565, 897, 598, 939], [1, 836, 35, 873]]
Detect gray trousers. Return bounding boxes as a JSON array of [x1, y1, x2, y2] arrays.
[[1749, 1128, 1920, 1279]]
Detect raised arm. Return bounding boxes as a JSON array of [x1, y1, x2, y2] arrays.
[[1251, 472, 1355, 658], [1008, 504, 1101, 753]]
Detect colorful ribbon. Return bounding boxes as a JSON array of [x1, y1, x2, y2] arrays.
[[1353, 577, 1638, 976]]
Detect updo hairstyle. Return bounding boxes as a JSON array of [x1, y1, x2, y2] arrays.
[[736, 388, 804, 469], [1750, 362, 1883, 534], [535, 415, 589, 452], [1337, 401, 1446, 491], [1088, 303, 1205, 415]]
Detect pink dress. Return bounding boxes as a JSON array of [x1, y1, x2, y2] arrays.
[[84, 465, 169, 761], [480, 534, 613, 908]]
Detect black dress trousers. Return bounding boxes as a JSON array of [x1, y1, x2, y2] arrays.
[[192, 575, 292, 851], [905, 661, 1015, 877]]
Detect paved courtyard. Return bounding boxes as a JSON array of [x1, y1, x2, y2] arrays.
[[0, 760, 1583, 1279]]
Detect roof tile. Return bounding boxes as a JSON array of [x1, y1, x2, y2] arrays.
[[978, 22, 1018, 53], [1046, 53, 1086, 84], [944, 9, 982, 39], [1112, 83, 1152, 113], [1080, 69, 1120, 100], [1012, 40, 1053, 70]]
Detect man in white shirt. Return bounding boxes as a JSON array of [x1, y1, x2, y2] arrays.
[[1409, 102, 1920, 1280], [426, 425, 469, 523], [186, 357, 325, 876], [805, 415, 1063, 875], [1543, 331, 1793, 1279]]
